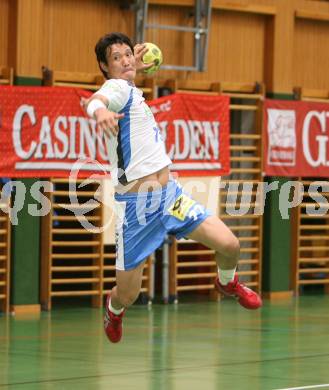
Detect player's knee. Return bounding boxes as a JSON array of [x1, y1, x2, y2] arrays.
[[222, 234, 240, 259], [117, 290, 139, 308]]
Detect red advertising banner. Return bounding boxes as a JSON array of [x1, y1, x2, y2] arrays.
[[0, 86, 99, 178], [263, 99, 329, 177], [0, 86, 230, 178], [149, 93, 230, 176]]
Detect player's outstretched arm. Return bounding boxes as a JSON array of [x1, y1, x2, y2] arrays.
[[86, 95, 124, 137]]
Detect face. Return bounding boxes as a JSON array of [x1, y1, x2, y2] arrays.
[[103, 43, 136, 81]]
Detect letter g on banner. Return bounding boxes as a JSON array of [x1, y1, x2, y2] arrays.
[[303, 111, 329, 167]]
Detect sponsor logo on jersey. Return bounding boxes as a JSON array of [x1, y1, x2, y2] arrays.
[[168, 194, 196, 221]]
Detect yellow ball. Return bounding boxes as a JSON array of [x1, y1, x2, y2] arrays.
[[142, 42, 163, 74]]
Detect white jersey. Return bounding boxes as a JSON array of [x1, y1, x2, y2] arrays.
[[96, 79, 172, 186]]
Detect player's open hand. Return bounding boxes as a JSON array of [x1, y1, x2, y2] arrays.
[[134, 43, 154, 73], [94, 108, 124, 137]]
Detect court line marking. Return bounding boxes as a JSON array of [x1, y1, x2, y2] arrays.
[[274, 384, 329, 390]]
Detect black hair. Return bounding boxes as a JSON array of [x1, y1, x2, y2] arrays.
[[95, 32, 134, 79]]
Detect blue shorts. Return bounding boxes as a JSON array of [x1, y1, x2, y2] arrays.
[[114, 178, 212, 270]]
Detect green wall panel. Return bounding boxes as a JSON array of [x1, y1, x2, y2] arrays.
[[262, 178, 292, 292], [262, 93, 294, 293], [10, 179, 41, 304], [14, 76, 42, 86], [10, 76, 41, 305]]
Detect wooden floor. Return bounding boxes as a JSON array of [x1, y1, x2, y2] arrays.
[[1, 295, 329, 390]]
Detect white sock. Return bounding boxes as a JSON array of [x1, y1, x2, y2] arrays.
[[218, 267, 236, 285], [108, 298, 124, 315]]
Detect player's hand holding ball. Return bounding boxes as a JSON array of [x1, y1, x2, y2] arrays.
[[134, 42, 163, 74], [142, 42, 163, 74]]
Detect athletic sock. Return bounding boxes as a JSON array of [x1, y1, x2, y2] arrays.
[[108, 298, 124, 315], [218, 267, 236, 286]]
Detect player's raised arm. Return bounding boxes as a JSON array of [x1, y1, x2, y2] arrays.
[[134, 43, 154, 73]]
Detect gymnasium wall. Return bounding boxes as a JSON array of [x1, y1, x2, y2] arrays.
[[0, 0, 9, 68], [0, 0, 329, 93], [1, 0, 329, 309]]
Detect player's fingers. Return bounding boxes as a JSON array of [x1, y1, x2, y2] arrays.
[[140, 46, 149, 56], [134, 43, 146, 54], [134, 46, 141, 56], [104, 117, 115, 128], [101, 124, 116, 138], [143, 61, 155, 69], [115, 113, 125, 119], [105, 119, 119, 136], [98, 123, 109, 136], [104, 128, 112, 138], [99, 120, 111, 134]]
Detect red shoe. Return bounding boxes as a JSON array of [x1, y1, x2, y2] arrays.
[[215, 274, 262, 310], [104, 294, 125, 343]]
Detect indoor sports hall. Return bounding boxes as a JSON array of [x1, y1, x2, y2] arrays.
[[1, 1, 329, 389]]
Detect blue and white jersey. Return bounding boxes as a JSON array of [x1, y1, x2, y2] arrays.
[[96, 79, 172, 186]]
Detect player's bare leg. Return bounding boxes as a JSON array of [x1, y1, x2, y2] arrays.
[[187, 216, 262, 309], [104, 260, 146, 343]]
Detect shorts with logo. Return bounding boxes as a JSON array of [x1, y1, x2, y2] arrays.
[[114, 178, 212, 270]]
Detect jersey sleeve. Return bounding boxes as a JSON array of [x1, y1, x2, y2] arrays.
[[96, 79, 130, 112]]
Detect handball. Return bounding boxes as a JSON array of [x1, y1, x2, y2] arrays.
[[142, 42, 163, 74]]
